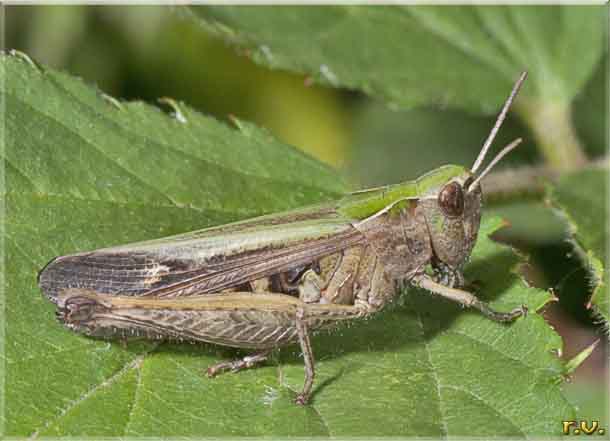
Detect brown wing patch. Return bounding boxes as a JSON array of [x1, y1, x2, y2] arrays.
[[141, 228, 364, 298], [39, 227, 364, 303]]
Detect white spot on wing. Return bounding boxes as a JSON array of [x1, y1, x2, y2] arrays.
[[142, 264, 171, 286]]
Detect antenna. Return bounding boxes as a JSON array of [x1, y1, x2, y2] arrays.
[[471, 71, 528, 174], [469, 138, 522, 191]]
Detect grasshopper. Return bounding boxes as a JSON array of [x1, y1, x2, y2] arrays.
[[39, 72, 528, 405]]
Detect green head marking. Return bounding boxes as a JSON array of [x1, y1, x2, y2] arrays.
[[338, 165, 468, 220], [416, 165, 468, 196], [338, 180, 418, 220]]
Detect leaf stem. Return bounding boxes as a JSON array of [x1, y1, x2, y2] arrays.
[[516, 99, 588, 171], [564, 339, 600, 376], [482, 157, 609, 203]]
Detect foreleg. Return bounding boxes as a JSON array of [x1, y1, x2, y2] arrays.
[[413, 274, 527, 323]]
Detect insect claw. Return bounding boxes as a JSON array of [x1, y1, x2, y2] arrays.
[[519, 304, 528, 318], [206, 366, 219, 378], [501, 304, 528, 322], [294, 393, 310, 406]]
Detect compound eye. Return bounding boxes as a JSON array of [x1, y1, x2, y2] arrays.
[[438, 182, 464, 217]]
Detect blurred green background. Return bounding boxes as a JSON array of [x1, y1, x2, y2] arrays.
[[5, 4, 608, 423]]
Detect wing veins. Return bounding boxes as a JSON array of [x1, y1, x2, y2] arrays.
[[143, 229, 363, 298]]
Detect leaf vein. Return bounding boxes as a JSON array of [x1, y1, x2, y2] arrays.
[[29, 351, 148, 439], [416, 312, 448, 439], [442, 384, 527, 436]]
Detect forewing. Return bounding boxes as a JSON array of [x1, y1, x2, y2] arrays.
[[39, 203, 364, 302]]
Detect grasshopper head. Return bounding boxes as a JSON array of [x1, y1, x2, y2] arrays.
[[417, 72, 527, 281], [417, 167, 481, 273]]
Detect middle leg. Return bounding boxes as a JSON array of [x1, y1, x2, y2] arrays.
[[294, 307, 315, 405], [206, 350, 271, 377]]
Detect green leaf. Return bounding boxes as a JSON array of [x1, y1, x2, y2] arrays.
[[564, 380, 609, 429], [2, 51, 343, 436], [549, 167, 609, 326], [188, 5, 605, 171], [573, 53, 608, 158], [189, 5, 605, 113], [3, 53, 573, 437], [347, 98, 534, 188]]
